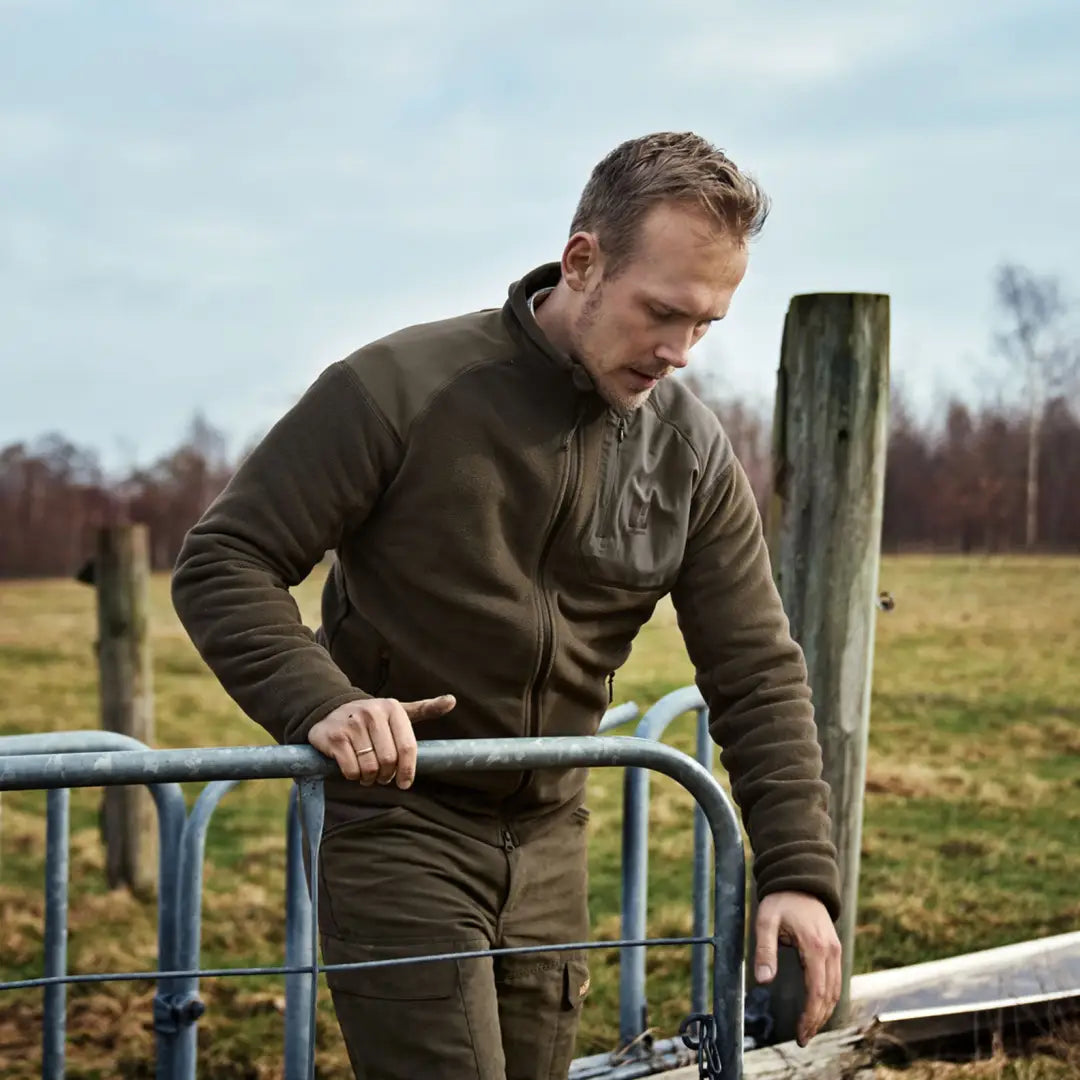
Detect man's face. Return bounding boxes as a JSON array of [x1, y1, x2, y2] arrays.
[[565, 202, 749, 412]]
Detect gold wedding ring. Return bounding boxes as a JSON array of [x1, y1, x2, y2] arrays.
[[355, 745, 376, 756]]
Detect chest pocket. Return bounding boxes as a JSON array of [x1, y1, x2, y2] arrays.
[[581, 415, 695, 590]]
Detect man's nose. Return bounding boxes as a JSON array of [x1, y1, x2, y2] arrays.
[[654, 339, 691, 369]]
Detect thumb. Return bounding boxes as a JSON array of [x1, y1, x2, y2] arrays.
[[754, 903, 780, 985], [401, 694, 457, 723]]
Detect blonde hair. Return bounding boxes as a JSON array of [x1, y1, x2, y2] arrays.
[[570, 132, 770, 272]]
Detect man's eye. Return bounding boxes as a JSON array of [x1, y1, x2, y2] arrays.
[[650, 307, 674, 321]]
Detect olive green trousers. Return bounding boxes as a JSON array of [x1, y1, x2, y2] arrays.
[[315, 801, 591, 1079]]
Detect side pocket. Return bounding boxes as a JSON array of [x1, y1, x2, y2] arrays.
[[563, 958, 591, 1010], [330, 605, 393, 695], [322, 936, 461, 1001], [373, 647, 391, 696], [321, 804, 410, 846], [320, 559, 350, 651], [318, 806, 413, 937]]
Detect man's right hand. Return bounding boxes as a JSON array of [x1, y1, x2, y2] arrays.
[[307, 695, 456, 789]]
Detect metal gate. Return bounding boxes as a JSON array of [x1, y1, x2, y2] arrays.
[[0, 718, 744, 1079]]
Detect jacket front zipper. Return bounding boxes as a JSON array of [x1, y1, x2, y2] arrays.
[[520, 405, 585, 763]]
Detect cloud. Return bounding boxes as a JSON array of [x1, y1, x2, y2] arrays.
[[0, 0, 1076, 467]]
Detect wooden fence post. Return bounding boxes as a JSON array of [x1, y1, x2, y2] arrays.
[[95, 524, 157, 897], [752, 293, 890, 1041]]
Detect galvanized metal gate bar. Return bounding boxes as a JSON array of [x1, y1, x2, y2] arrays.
[[619, 685, 714, 1049], [284, 783, 314, 1080], [0, 731, 188, 1080], [42, 787, 67, 1080], [0, 732, 745, 1078]]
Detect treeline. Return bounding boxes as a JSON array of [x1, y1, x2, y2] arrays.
[[1, 393, 1079, 581], [0, 417, 233, 580]]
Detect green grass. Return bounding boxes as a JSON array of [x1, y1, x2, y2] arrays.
[[1, 555, 1078, 1077]]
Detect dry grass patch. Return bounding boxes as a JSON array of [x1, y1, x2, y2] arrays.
[[0, 555, 1078, 1075]]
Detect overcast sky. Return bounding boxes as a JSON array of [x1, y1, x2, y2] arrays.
[[3, 1, 1078, 471]]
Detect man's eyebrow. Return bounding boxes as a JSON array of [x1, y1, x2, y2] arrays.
[[653, 300, 723, 322]]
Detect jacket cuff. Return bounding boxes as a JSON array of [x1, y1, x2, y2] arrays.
[[754, 853, 842, 923]]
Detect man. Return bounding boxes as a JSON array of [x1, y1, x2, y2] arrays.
[[172, 131, 842, 1080]]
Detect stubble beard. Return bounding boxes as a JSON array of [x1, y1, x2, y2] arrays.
[[572, 286, 653, 414], [597, 379, 652, 413]]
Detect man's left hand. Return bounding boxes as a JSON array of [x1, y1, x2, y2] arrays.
[[753, 891, 842, 1047]]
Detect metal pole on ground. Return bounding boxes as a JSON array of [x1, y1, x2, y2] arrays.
[[754, 291, 890, 1039]]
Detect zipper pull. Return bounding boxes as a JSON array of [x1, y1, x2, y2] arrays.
[[607, 672, 615, 704], [617, 417, 628, 443], [563, 399, 586, 451]]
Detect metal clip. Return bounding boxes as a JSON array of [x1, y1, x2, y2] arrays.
[[152, 993, 206, 1035]]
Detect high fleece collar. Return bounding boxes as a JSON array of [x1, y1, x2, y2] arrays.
[[504, 263, 598, 395]]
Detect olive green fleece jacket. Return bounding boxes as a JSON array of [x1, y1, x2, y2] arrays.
[[172, 262, 841, 918]]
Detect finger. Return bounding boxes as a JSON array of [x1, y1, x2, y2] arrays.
[[814, 935, 842, 1038], [365, 706, 400, 786], [356, 711, 396, 786], [401, 695, 456, 723], [797, 945, 830, 1046], [753, 903, 781, 985], [386, 701, 419, 789], [328, 728, 363, 781], [826, 936, 843, 1026]]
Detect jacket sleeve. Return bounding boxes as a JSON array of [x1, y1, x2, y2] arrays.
[[171, 360, 402, 745], [670, 436, 841, 920]]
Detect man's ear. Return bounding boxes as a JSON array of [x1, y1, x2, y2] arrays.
[[562, 232, 600, 293]]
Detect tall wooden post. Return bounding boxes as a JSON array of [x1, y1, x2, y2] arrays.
[[95, 525, 157, 897], [753, 293, 890, 1041]]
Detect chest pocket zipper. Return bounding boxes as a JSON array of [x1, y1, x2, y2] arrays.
[[595, 416, 628, 540]]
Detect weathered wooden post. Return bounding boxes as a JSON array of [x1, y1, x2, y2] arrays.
[[95, 524, 157, 897], [753, 293, 890, 1040]]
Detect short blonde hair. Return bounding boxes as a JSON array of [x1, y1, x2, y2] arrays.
[[570, 132, 770, 272]]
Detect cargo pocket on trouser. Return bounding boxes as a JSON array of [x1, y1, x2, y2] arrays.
[[321, 935, 504, 1080], [497, 955, 590, 1080]]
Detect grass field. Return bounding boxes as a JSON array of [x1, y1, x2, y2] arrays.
[[0, 555, 1078, 1077]]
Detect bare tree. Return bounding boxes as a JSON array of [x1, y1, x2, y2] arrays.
[[993, 263, 1079, 549]]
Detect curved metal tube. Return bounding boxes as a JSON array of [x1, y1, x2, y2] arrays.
[[595, 701, 641, 734], [619, 686, 708, 1047], [0, 730, 187, 1080], [169, 779, 242, 1080]]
